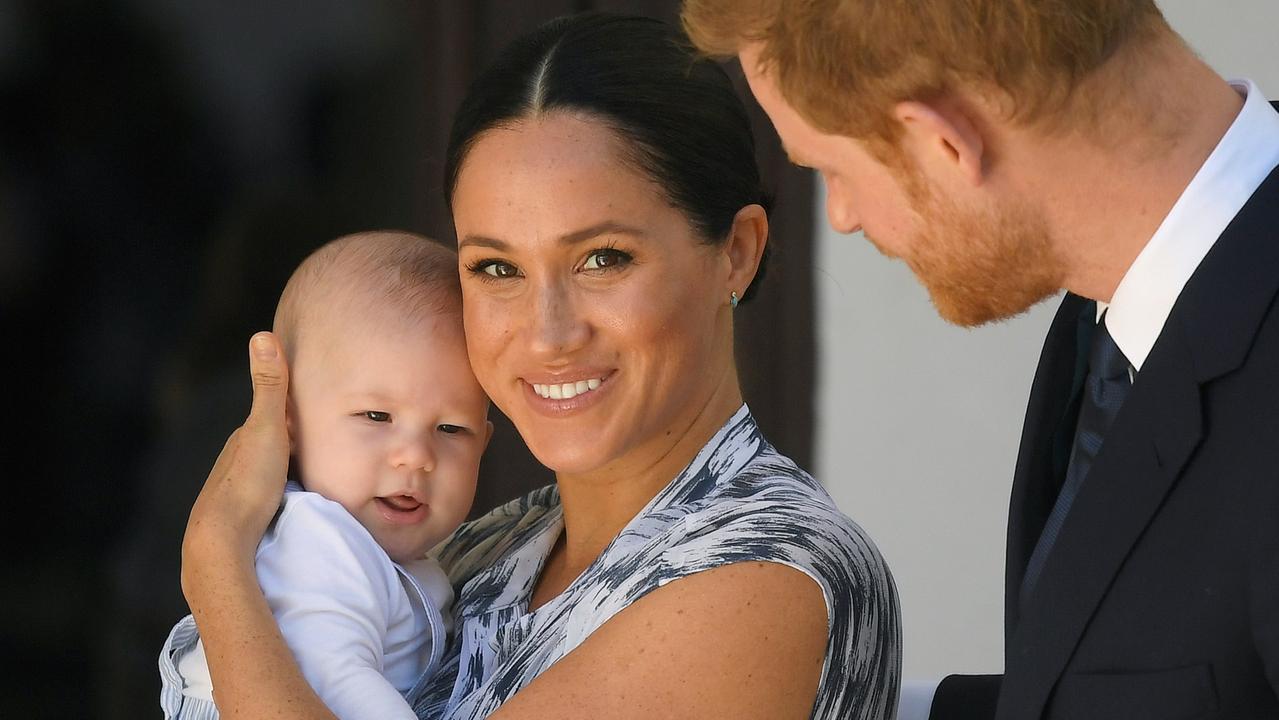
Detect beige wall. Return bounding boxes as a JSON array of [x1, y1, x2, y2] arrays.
[[814, 0, 1279, 678]]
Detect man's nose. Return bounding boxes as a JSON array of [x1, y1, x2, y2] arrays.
[[826, 192, 863, 235]]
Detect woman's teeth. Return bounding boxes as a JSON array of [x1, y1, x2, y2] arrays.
[[532, 378, 602, 400]]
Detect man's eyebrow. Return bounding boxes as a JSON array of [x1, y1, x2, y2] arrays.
[[458, 222, 646, 251]]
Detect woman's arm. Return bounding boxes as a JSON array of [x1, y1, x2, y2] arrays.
[[180, 333, 336, 720], [489, 560, 829, 720]]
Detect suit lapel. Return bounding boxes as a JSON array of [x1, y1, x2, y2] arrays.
[[999, 327, 1203, 719], [998, 161, 1279, 719]]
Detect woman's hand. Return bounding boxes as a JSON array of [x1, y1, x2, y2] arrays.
[[179, 332, 336, 719], [182, 331, 291, 583]]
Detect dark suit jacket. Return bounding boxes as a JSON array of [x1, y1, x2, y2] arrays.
[[932, 106, 1279, 720]]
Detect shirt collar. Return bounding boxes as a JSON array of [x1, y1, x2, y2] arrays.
[[1101, 78, 1279, 370]]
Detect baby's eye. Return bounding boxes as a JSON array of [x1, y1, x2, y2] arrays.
[[582, 248, 632, 271], [438, 424, 465, 434], [363, 411, 391, 423]]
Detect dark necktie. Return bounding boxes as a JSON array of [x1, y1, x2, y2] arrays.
[[1020, 312, 1132, 608]]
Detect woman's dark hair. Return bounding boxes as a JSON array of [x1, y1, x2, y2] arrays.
[[444, 12, 772, 302]]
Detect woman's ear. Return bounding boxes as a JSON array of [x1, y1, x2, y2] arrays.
[[893, 99, 986, 187], [723, 204, 769, 302]]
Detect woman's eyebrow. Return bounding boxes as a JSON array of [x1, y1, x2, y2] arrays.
[[458, 234, 509, 251], [558, 221, 646, 245], [459, 222, 646, 251]]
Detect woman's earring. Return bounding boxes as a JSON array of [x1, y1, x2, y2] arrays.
[[729, 291, 739, 309]]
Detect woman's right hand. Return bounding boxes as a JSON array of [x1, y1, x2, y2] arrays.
[[182, 331, 292, 593], [178, 332, 335, 719]]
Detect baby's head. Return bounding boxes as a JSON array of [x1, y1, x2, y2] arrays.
[[274, 231, 491, 563]]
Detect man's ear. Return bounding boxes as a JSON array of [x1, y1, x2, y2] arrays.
[[723, 204, 769, 302], [893, 100, 986, 186]]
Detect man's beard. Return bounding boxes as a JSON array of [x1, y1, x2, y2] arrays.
[[888, 187, 1064, 327]]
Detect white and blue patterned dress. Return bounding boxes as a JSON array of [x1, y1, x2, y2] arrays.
[[414, 405, 900, 720]]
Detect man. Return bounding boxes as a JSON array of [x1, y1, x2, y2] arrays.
[[683, 1, 1279, 718]]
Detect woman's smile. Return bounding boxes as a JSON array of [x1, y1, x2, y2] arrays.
[[521, 370, 616, 415], [530, 377, 603, 400]]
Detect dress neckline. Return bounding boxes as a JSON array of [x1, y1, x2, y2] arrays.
[[453, 404, 760, 620]]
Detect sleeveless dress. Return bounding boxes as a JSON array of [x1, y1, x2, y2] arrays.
[[414, 405, 900, 720]]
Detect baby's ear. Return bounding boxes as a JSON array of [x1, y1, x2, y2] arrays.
[[482, 420, 495, 451]]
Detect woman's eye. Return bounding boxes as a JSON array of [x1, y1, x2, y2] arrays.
[[438, 424, 465, 434], [363, 411, 391, 423], [582, 248, 631, 271], [470, 260, 520, 279]]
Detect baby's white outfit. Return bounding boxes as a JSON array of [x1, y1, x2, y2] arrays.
[[159, 482, 452, 719]]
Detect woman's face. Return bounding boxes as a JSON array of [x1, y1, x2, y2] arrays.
[[452, 113, 735, 477]]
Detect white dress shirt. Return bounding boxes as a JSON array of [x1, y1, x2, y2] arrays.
[[1100, 79, 1279, 370], [899, 79, 1279, 720]]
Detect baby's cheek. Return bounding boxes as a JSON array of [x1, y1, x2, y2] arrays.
[[435, 455, 481, 515], [302, 437, 370, 509]]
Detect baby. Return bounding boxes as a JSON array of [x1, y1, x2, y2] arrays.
[[159, 231, 491, 719]]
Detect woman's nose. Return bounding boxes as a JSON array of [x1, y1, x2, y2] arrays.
[[526, 280, 589, 359]]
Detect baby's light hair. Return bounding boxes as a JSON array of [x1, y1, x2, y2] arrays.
[[273, 231, 461, 361]]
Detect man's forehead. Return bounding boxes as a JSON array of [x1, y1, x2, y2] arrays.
[[734, 55, 810, 150], [736, 47, 783, 118]]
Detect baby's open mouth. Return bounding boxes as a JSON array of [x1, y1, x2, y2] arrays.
[[379, 495, 422, 512], [375, 495, 428, 525]]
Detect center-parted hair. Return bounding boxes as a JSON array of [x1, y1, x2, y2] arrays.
[[443, 12, 773, 302], [273, 231, 461, 360]]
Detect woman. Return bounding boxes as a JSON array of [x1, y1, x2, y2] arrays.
[[181, 13, 899, 720]]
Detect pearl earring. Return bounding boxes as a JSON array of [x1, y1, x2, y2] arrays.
[[729, 291, 739, 309]]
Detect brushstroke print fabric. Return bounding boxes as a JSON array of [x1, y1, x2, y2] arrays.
[[414, 405, 900, 720]]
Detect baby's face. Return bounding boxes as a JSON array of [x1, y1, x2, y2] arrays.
[[288, 308, 490, 564]]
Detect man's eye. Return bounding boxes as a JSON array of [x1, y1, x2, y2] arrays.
[[582, 248, 632, 271], [438, 424, 464, 434], [363, 411, 391, 423]]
